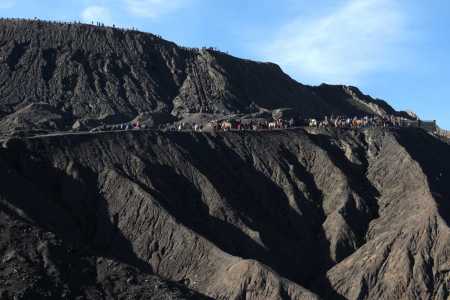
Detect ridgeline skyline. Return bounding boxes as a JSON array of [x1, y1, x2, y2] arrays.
[[1, 0, 448, 128]]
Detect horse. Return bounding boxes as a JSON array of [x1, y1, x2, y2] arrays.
[[309, 119, 318, 127], [352, 119, 364, 128], [319, 120, 329, 128], [221, 121, 233, 131]]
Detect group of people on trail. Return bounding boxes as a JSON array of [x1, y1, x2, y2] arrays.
[[89, 113, 433, 134], [306, 115, 409, 129], [115, 121, 142, 130], [176, 118, 297, 132], [175, 114, 418, 132], [91, 121, 143, 132]]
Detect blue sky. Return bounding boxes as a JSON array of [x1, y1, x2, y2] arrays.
[[1, 0, 449, 128]]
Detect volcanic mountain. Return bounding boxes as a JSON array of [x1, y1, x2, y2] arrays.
[[0, 19, 449, 300], [0, 19, 408, 135]]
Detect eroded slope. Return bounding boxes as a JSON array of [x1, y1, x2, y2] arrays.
[[0, 128, 448, 299]]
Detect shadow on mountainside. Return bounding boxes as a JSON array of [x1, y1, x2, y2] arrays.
[[394, 128, 450, 227], [133, 161, 275, 265], [307, 131, 380, 246], [276, 146, 347, 300], [277, 147, 330, 265], [0, 140, 153, 277], [299, 131, 382, 300], [164, 132, 333, 289]]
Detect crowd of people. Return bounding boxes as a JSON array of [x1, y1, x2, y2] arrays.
[[85, 113, 437, 135], [90, 121, 145, 132], [77, 113, 443, 139], [306, 115, 416, 129], [172, 114, 432, 132], [437, 128, 450, 141]]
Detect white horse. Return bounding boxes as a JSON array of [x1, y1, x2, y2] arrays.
[[221, 121, 233, 131], [309, 119, 318, 127], [268, 122, 277, 130]]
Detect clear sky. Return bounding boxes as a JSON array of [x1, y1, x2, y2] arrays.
[[1, 0, 449, 128]]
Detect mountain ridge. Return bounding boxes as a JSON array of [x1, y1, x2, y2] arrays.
[[0, 18, 414, 136]]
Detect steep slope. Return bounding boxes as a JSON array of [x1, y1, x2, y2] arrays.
[[1, 127, 448, 299], [0, 19, 402, 134], [317, 129, 450, 299], [0, 209, 212, 300]]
